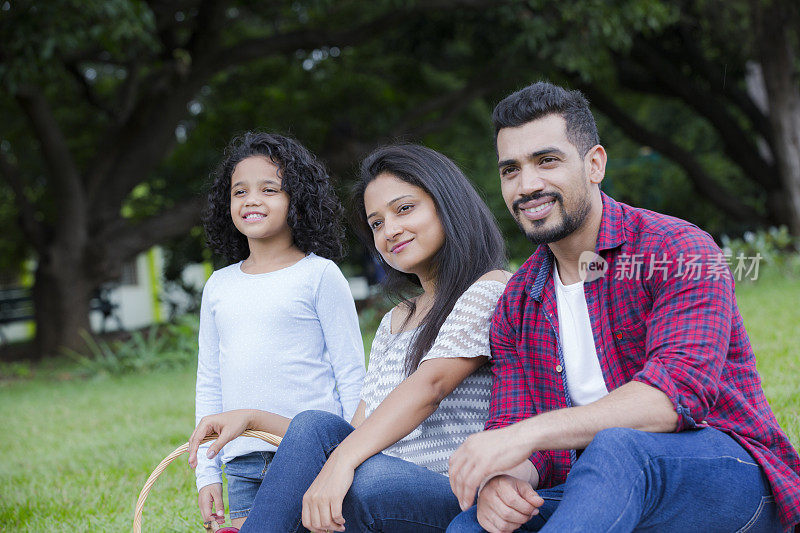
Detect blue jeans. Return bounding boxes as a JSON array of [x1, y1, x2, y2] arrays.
[[447, 427, 785, 532], [239, 410, 463, 532], [224, 451, 275, 519]]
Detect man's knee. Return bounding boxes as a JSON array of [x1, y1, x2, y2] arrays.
[[446, 507, 482, 533], [588, 427, 651, 453], [581, 427, 654, 468]]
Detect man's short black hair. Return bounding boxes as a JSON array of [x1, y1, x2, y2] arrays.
[[492, 81, 600, 156]]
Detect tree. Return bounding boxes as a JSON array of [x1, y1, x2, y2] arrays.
[[0, 0, 507, 357], [2, 0, 798, 359], [554, 0, 800, 233]]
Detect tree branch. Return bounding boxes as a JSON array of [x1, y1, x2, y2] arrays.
[[186, 0, 226, 58], [96, 196, 206, 269], [623, 38, 780, 191], [671, 23, 772, 143], [115, 61, 142, 122], [576, 82, 770, 225], [0, 148, 46, 250], [64, 62, 114, 116], [209, 0, 507, 71], [87, 0, 508, 225], [389, 67, 506, 139], [15, 86, 88, 242]]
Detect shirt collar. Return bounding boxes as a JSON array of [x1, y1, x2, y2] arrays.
[[526, 191, 625, 300], [595, 191, 626, 252]]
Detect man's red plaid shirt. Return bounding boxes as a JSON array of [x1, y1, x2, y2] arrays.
[[487, 193, 800, 529]]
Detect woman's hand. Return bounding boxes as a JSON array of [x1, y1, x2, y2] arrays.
[[188, 409, 254, 468], [301, 452, 355, 533]]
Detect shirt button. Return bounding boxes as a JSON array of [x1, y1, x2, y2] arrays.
[[556, 364, 563, 373]]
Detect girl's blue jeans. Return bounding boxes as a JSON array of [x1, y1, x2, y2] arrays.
[[224, 450, 274, 520], [447, 427, 785, 532], [239, 410, 462, 532]]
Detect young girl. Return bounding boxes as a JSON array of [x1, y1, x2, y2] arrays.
[[189, 143, 510, 532], [195, 132, 365, 529]]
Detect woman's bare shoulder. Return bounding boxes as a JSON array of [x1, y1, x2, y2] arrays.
[[477, 269, 513, 284]]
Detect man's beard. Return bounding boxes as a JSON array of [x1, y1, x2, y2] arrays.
[[512, 189, 591, 246]]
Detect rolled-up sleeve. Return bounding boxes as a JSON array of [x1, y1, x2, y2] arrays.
[[632, 229, 733, 431]]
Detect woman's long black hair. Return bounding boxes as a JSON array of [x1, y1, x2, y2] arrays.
[[352, 144, 506, 376], [203, 131, 345, 262]]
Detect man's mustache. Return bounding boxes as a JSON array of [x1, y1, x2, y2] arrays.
[[512, 192, 562, 214]]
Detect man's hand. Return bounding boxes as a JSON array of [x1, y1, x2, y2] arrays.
[[476, 475, 543, 533], [449, 425, 534, 509], [198, 483, 225, 526], [188, 409, 253, 468]]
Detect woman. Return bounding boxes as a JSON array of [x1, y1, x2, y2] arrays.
[[189, 144, 509, 532]]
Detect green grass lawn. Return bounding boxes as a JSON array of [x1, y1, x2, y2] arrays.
[[1, 273, 798, 531]]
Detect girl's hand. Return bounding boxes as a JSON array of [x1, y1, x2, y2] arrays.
[[301, 453, 354, 532], [188, 409, 253, 468], [197, 483, 225, 526]]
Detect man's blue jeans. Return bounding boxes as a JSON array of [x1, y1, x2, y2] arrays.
[[447, 427, 785, 532], [239, 410, 463, 532]]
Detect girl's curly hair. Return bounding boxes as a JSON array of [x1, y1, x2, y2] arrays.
[[203, 131, 345, 263]]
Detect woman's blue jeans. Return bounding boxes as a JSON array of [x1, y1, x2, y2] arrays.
[[447, 427, 785, 532], [239, 410, 463, 532]]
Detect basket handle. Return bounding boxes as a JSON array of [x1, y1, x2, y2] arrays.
[[132, 430, 282, 533]]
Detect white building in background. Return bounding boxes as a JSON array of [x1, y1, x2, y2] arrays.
[[1, 247, 370, 345]]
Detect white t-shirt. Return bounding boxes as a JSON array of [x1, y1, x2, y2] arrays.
[[194, 253, 365, 490], [553, 265, 608, 406]]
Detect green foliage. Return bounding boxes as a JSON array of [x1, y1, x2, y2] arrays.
[[0, 359, 34, 379], [721, 226, 800, 277], [0, 0, 157, 90], [65, 315, 199, 377]]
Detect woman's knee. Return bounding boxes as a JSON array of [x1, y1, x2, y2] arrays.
[[286, 410, 352, 441]]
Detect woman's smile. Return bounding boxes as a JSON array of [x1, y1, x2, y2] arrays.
[[390, 239, 413, 253]]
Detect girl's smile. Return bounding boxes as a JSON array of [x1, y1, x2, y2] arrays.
[[230, 156, 292, 243], [242, 211, 268, 222]]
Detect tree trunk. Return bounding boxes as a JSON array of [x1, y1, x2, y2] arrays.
[[32, 246, 93, 358], [761, 71, 800, 236], [756, 3, 800, 236]]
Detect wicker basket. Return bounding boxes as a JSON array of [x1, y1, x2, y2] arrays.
[[132, 430, 282, 532]]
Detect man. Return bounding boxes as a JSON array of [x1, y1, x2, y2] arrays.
[[447, 81, 800, 532]]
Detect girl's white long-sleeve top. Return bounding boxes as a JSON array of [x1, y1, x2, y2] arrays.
[[194, 253, 365, 490]]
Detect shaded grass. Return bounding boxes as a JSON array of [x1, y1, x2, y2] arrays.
[[1, 274, 798, 531]]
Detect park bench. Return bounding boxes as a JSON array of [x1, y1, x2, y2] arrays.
[[0, 286, 123, 344]]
